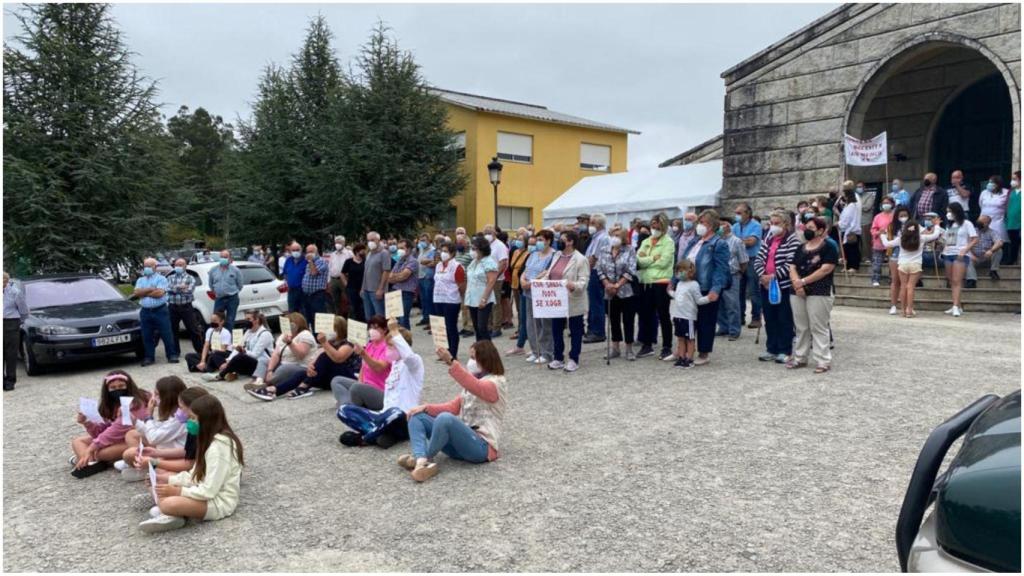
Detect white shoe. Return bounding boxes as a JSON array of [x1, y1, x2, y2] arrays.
[[113, 459, 129, 471], [888, 305, 898, 315], [944, 307, 955, 315], [547, 360, 565, 370], [121, 467, 146, 482], [148, 505, 162, 519], [535, 356, 550, 365], [872, 281, 880, 287], [139, 513, 186, 534], [201, 373, 219, 382], [563, 360, 578, 373], [952, 306, 962, 317], [525, 354, 537, 363]]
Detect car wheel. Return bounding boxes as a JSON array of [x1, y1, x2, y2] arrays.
[[20, 337, 43, 376]]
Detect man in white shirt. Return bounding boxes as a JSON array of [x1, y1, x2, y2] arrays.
[[947, 170, 973, 220], [483, 224, 509, 337], [327, 235, 353, 316], [3, 272, 29, 391]]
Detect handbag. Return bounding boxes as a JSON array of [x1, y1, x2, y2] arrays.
[[768, 276, 782, 305]]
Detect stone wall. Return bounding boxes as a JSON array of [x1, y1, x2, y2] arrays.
[[719, 2, 1021, 213]]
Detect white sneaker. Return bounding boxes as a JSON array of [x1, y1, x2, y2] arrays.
[[139, 513, 186, 534], [888, 305, 898, 315], [148, 505, 162, 519], [563, 360, 578, 373], [525, 354, 537, 363], [872, 281, 880, 287], [952, 306, 962, 317], [113, 459, 129, 472], [535, 356, 550, 365], [121, 467, 146, 482], [547, 360, 565, 370], [944, 307, 955, 315], [201, 373, 219, 382]]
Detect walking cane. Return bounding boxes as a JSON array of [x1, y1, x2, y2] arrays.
[[605, 294, 611, 366], [755, 315, 762, 344]]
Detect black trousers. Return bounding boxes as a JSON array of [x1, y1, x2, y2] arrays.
[[609, 296, 636, 344], [760, 287, 794, 356], [219, 353, 259, 377], [169, 303, 204, 355], [4, 319, 20, 387], [640, 283, 672, 350], [435, 302, 461, 360], [186, 350, 229, 373], [696, 299, 720, 354], [843, 238, 862, 271], [345, 286, 365, 322], [469, 303, 493, 341], [1004, 229, 1020, 265]]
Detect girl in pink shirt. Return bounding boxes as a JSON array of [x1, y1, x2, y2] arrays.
[[70, 370, 150, 479], [331, 316, 394, 410], [869, 196, 896, 285]]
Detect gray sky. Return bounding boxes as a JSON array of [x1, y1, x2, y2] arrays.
[[4, 3, 836, 169]]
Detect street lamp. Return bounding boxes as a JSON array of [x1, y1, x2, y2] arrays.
[[488, 156, 503, 228]]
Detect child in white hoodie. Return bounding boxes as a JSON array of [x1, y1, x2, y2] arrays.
[[117, 375, 188, 482], [337, 318, 423, 449], [666, 260, 709, 369]]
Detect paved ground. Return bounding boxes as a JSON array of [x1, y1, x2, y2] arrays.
[[2, 307, 1020, 571]]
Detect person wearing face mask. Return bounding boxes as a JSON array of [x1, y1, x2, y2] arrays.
[[479, 225, 509, 338], [674, 213, 698, 264], [965, 215, 1005, 285], [327, 235, 353, 317], [415, 234, 437, 327], [360, 231, 392, 321], [596, 228, 638, 360], [534, 229, 590, 372], [978, 175, 1009, 245], [300, 244, 330, 325], [400, 341, 508, 483], [252, 316, 358, 400], [583, 213, 610, 344], [116, 375, 188, 482], [247, 245, 265, 265], [788, 217, 839, 373], [679, 210, 731, 365], [465, 235, 500, 341], [133, 257, 178, 367], [890, 180, 910, 208], [185, 311, 233, 374], [946, 170, 973, 220], [213, 311, 275, 383], [207, 250, 244, 331], [910, 171, 947, 223], [883, 206, 911, 314], [753, 211, 802, 363], [1006, 171, 1021, 266], [669, 218, 683, 244], [837, 181, 863, 273], [635, 213, 676, 360], [714, 218, 748, 341], [330, 315, 393, 410], [338, 318, 423, 448], [506, 231, 533, 356], [165, 258, 204, 357], [881, 214, 943, 317], [520, 229, 556, 364], [70, 370, 151, 478], [432, 241, 468, 360], [732, 203, 763, 329], [940, 203, 978, 317], [342, 244, 367, 323], [869, 195, 896, 287], [453, 233, 476, 337], [387, 239, 419, 330], [2, 272, 28, 391], [281, 241, 307, 314], [247, 312, 317, 397]]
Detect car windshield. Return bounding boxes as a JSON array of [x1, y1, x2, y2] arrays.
[[24, 278, 124, 309], [241, 265, 275, 285]]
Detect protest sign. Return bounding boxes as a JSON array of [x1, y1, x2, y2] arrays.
[[844, 131, 887, 166], [232, 328, 243, 346], [278, 315, 291, 337], [315, 313, 335, 336], [119, 395, 133, 425], [531, 280, 569, 319], [79, 397, 103, 424], [348, 320, 368, 346], [385, 290, 404, 320], [429, 315, 448, 351]]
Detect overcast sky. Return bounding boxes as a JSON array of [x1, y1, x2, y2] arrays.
[[4, 3, 836, 169]]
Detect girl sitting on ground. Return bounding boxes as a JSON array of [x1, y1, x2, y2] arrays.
[[398, 340, 507, 483], [70, 370, 150, 479], [247, 316, 358, 401], [116, 375, 188, 482], [330, 315, 393, 411], [139, 394, 244, 533], [338, 318, 423, 448], [211, 311, 275, 382], [246, 312, 317, 398], [186, 311, 232, 373], [666, 259, 709, 369]]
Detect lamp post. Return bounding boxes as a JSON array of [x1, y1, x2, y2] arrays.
[[488, 156, 503, 228]]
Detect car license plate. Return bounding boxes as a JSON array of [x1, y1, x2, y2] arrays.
[[92, 334, 131, 347]]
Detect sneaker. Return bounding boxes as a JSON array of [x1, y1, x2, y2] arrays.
[[535, 356, 550, 365], [635, 345, 654, 358], [582, 334, 605, 344], [758, 352, 775, 362], [692, 356, 710, 366], [659, 349, 675, 361], [604, 348, 621, 360], [673, 358, 686, 368], [148, 505, 162, 519], [201, 373, 219, 382], [990, 270, 1001, 280], [547, 360, 565, 370], [625, 345, 636, 361], [889, 305, 898, 315], [288, 387, 315, 400], [113, 459, 129, 472], [339, 431, 365, 447], [952, 306, 962, 317], [411, 462, 439, 483], [139, 514, 186, 534], [944, 307, 955, 315], [68, 454, 78, 466], [70, 460, 110, 479], [458, 329, 474, 337], [525, 353, 537, 363], [563, 360, 578, 373], [774, 353, 788, 364], [872, 281, 880, 287], [224, 372, 238, 382], [121, 467, 146, 482], [246, 387, 275, 402], [130, 492, 154, 510]]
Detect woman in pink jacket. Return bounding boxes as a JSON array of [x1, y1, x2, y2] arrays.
[[70, 370, 150, 478], [869, 195, 896, 286]]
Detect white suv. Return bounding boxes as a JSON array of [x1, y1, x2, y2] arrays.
[[172, 262, 289, 329]]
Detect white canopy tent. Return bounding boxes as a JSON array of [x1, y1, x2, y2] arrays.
[[542, 162, 721, 227]]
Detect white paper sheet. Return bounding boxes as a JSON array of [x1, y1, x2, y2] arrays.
[[148, 460, 159, 504], [79, 397, 104, 424], [119, 395, 133, 425]]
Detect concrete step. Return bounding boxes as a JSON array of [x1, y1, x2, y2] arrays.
[[835, 294, 1021, 313], [835, 282, 1020, 302], [847, 262, 1021, 279], [833, 274, 1020, 290]]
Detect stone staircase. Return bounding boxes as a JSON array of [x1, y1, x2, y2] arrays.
[[833, 264, 1021, 313]]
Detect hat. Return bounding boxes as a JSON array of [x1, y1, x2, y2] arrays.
[[576, 213, 590, 222], [923, 211, 939, 218]]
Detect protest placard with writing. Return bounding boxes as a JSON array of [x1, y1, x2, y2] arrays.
[[530, 279, 569, 319], [278, 315, 291, 337], [429, 315, 448, 351], [314, 313, 335, 336], [348, 320, 368, 346], [232, 328, 243, 346], [385, 290, 404, 320]]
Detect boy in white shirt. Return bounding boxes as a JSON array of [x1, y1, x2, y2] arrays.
[[666, 260, 709, 369]]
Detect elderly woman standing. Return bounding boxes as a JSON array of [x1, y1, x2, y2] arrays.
[[678, 209, 730, 365], [520, 229, 556, 365], [754, 210, 802, 363], [635, 213, 676, 360], [788, 217, 838, 373], [506, 229, 533, 356], [596, 228, 638, 360], [535, 229, 589, 373]]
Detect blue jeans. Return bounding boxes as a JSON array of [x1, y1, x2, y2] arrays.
[[338, 405, 408, 443], [551, 314, 584, 363], [140, 305, 177, 362], [361, 290, 385, 320], [586, 269, 606, 338], [516, 292, 529, 349], [740, 263, 762, 322], [398, 290, 415, 329], [287, 288, 304, 314], [716, 273, 742, 337], [213, 294, 240, 331], [407, 412, 490, 463], [418, 277, 434, 322], [434, 302, 461, 360], [302, 290, 327, 326]]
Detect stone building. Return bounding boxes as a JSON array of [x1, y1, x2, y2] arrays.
[[662, 3, 1021, 214]]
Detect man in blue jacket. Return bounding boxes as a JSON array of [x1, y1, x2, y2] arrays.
[[680, 209, 731, 366]]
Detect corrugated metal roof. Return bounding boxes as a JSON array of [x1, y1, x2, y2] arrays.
[[432, 88, 640, 135]]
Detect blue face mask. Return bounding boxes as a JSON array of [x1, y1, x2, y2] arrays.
[[855, 187, 864, 195], [174, 266, 185, 274], [891, 184, 900, 193], [683, 221, 694, 231], [922, 220, 934, 229], [528, 244, 539, 252], [388, 245, 397, 253], [513, 240, 523, 250], [733, 214, 742, 224], [535, 241, 546, 251], [142, 267, 154, 276], [987, 182, 997, 192], [802, 212, 814, 221], [417, 241, 428, 250], [218, 257, 229, 266]]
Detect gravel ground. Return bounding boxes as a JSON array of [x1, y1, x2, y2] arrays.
[[3, 307, 1020, 572]]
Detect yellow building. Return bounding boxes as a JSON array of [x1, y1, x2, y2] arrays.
[[434, 89, 639, 232]]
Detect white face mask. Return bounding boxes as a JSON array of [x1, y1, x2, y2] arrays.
[[396, 249, 406, 260], [651, 229, 663, 238], [484, 234, 494, 243], [946, 213, 955, 221], [588, 226, 597, 235], [367, 241, 378, 251], [610, 237, 622, 248], [1012, 180, 1020, 189], [335, 244, 344, 251], [470, 249, 478, 259], [695, 223, 708, 237], [440, 252, 451, 262], [466, 358, 483, 376], [670, 225, 679, 233], [368, 328, 383, 342], [769, 225, 783, 237], [898, 216, 909, 224]]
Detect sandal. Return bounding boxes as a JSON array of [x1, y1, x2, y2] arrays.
[[785, 359, 807, 369], [411, 461, 439, 482], [397, 454, 417, 471], [814, 365, 831, 374]]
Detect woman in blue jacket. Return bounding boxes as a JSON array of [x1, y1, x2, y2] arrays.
[[677, 209, 731, 366]]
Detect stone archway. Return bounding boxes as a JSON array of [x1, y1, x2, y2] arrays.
[[842, 33, 1020, 191]]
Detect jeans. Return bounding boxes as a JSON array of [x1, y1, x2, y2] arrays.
[[716, 273, 742, 337], [609, 296, 635, 344], [287, 288, 304, 314], [213, 294, 240, 331], [516, 292, 529, 349], [524, 290, 553, 359], [870, 249, 886, 284], [760, 287, 794, 356], [469, 303, 493, 341], [302, 290, 327, 326], [696, 298, 720, 354], [434, 302, 461, 360], [407, 412, 490, 463], [586, 269, 606, 338], [169, 303, 204, 356], [140, 305, 177, 362], [397, 290, 414, 330], [338, 405, 408, 443], [418, 277, 434, 322], [740, 263, 763, 322], [361, 290, 385, 320], [551, 314, 584, 363]]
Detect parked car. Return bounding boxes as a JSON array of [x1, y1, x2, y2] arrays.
[[167, 261, 288, 330], [16, 274, 143, 375], [896, 390, 1020, 572]]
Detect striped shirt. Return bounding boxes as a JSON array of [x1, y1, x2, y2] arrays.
[[166, 271, 196, 305], [753, 232, 802, 290]]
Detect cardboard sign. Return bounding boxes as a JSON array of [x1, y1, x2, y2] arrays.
[[148, 460, 159, 504], [278, 315, 292, 336], [530, 280, 569, 319], [314, 313, 335, 337], [348, 320, 368, 346], [429, 315, 448, 351], [79, 397, 104, 424], [385, 290, 404, 320], [231, 329, 243, 346], [210, 331, 224, 352], [119, 396, 133, 425]]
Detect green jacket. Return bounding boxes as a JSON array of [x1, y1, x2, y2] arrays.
[[636, 235, 675, 283]]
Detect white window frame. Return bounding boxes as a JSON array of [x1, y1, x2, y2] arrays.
[[580, 142, 611, 172], [497, 206, 532, 230], [449, 131, 466, 161], [496, 131, 533, 164]]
